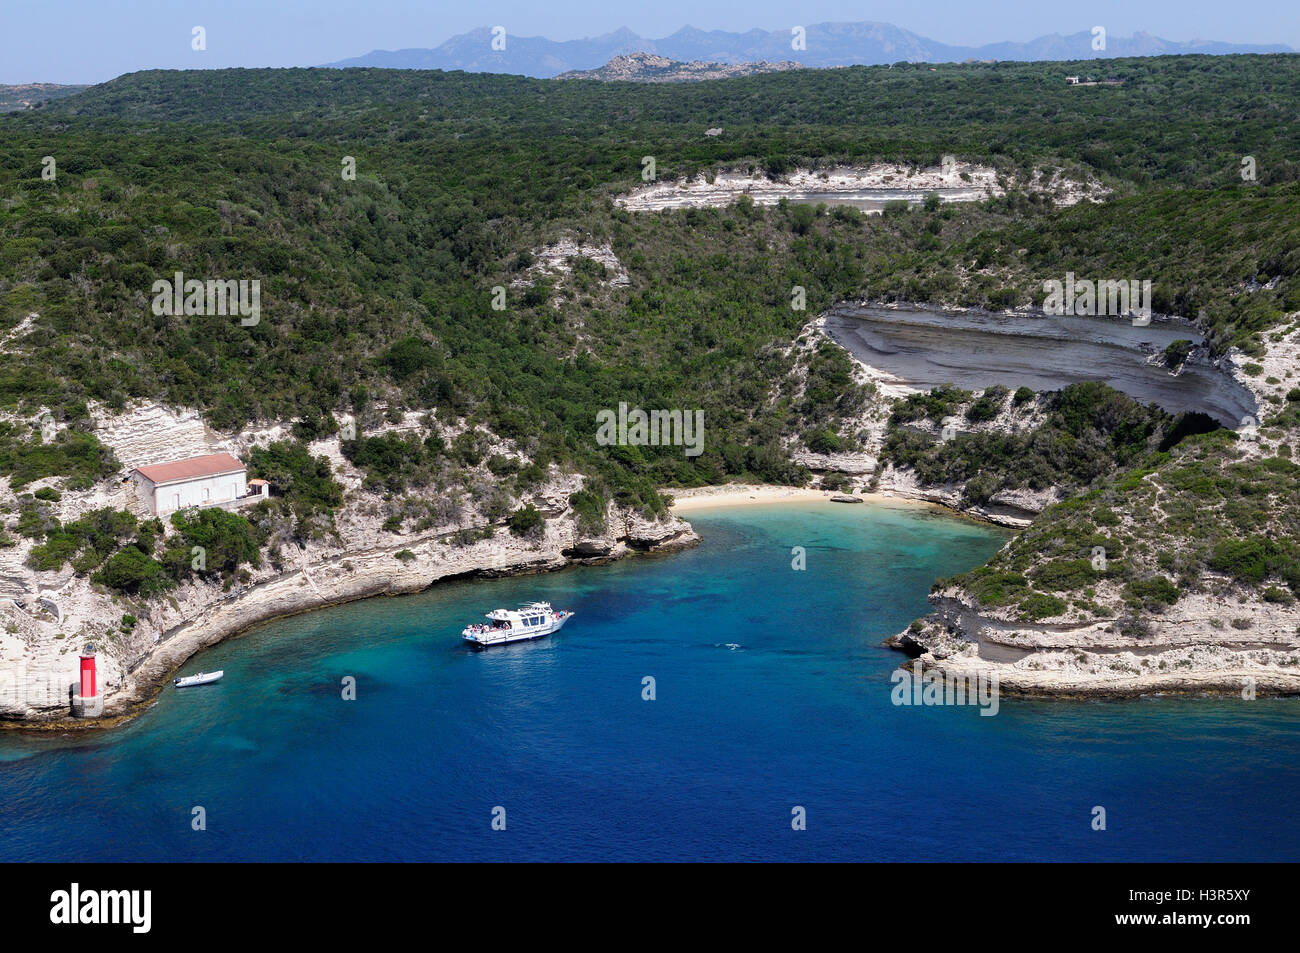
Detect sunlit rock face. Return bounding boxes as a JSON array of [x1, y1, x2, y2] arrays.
[[822, 304, 1258, 427]]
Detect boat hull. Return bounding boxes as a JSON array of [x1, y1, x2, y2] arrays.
[[174, 671, 224, 688]]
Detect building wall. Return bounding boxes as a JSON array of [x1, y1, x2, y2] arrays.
[[132, 471, 247, 517], [130, 472, 157, 515]]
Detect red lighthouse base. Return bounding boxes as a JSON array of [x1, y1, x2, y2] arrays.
[[71, 645, 103, 718], [80, 653, 96, 699]]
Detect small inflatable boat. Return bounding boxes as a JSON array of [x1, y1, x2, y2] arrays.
[[174, 670, 224, 688]]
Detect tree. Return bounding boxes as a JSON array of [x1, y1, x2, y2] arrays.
[[93, 546, 168, 596]]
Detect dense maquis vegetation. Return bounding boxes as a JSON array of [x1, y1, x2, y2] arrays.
[[0, 84, 87, 113], [945, 425, 1300, 624], [2, 56, 1300, 582], [0, 421, 119, 489], [32, 58, 1300, 191], [931, 380, 1300, 620], [882, 382, 1219, 506], [918, 185, 1300, 356], [22, 501, 263, 596]]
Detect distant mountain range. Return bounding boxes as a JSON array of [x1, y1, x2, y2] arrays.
[[326, 22, 1294, 77], [557, 52, 802, 82]]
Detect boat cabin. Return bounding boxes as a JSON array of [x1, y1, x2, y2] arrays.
[[487, 602, 558, 630]]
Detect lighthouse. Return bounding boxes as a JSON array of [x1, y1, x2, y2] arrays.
[[70, 643, 104, 718], [80, 646, 96, 698]]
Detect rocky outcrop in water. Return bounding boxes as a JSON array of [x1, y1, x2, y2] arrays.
[[887, 585, 1300, 698]]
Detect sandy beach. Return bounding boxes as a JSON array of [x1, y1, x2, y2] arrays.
[[667, 483, 932, 512]]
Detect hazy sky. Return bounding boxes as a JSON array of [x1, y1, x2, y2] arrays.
[[3, 0, 1296, 84]]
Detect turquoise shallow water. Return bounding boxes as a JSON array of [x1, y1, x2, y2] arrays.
[[1, 501, 1297, 861]]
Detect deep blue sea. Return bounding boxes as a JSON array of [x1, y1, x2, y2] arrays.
[[2, 502, 1297, 861]]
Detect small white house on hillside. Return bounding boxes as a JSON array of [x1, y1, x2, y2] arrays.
[[130, 452, 262, 517]]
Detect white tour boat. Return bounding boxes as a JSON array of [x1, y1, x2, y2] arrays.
[[462, 602, 574, 648], [174, 670, 223, 688]]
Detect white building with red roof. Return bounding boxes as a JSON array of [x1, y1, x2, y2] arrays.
[[129, 452, 264, 517]]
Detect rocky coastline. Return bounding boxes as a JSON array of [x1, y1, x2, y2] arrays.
[[0, 393, 700, 731], [815, 304, 1300, 698], [2, 504, 697, 731], [884, 587, 1300, 698], [5, 294, 1296, 725]]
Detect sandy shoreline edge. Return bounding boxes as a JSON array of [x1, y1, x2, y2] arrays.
[[667, 483, 938, 513]]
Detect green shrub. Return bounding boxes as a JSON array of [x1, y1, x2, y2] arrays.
[[28, 507, 137, 573], [1020, 593, 1068, 620], [1118, 615, 1152, 638], [250, 440, 344, 519], [486, 454, 519, 477], [966, 385, 1009, 423], [0, 426, 119, 490], [962, 470, 1001, 506], [507, 503, 545, 538], [93, 546, 169, 596], [1093, 506, 1121, 526], [890, 384, 972, 425], [821, 471, 851, 492], [965, 568, 1030, 607], [161, 508, 263, 582], [1163, 339, 1193, 369], [1123, 575, 1180, 611], [1207, 537, 1271, 584], [1032, 558, 1098, 591], [568, 488, 608, 536], [806, 429, 845, 454], [1263, 586, 1296, 605]]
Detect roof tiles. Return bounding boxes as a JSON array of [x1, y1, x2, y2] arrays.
[[134, 452, 245, 485]]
